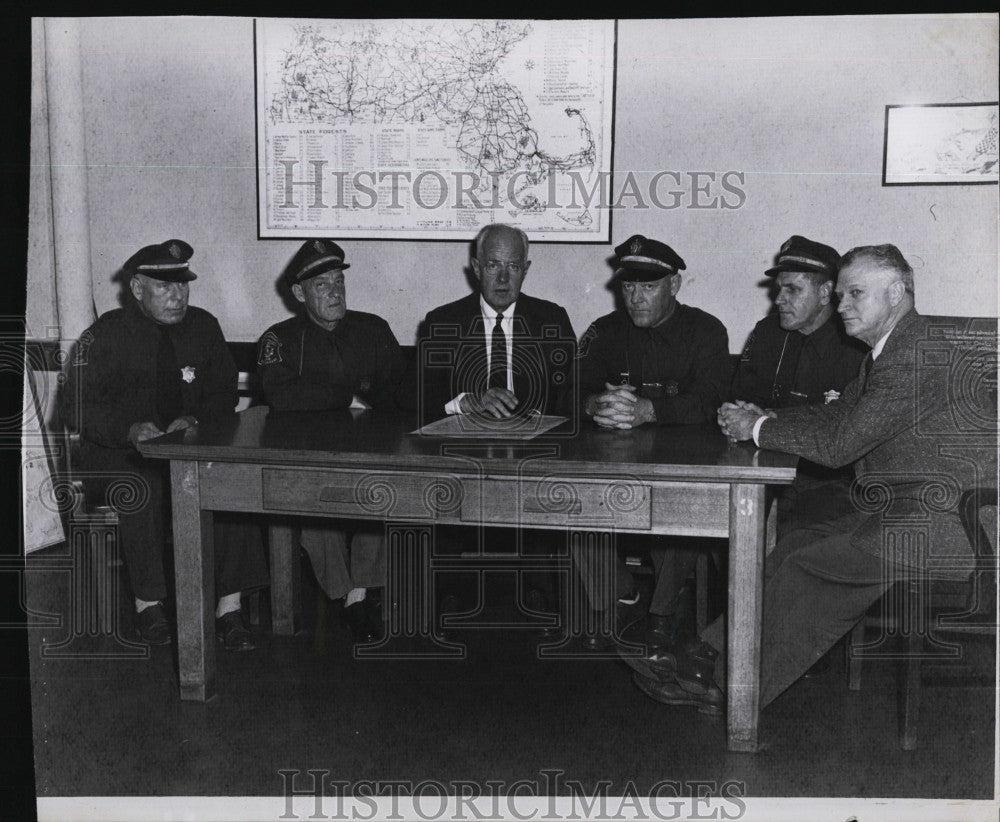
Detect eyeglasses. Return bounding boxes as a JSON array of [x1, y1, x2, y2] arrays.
[[482, 260, 525, 276]]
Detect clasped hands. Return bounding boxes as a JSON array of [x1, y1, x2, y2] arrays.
[[588, 383, 656, 430], [460, 387, 521, 419], [717, 400, 775, 442], [127, 415, 197, 447]]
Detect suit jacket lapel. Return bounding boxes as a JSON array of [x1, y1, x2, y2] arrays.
[[863, 309, 919, 392], [511, 298, 532, 402], [462, 295, 488, 395]]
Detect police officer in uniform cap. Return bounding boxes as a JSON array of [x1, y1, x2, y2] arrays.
[[257, 239, 404, 642], [575, 235, 731, 641], [732, 235, 867, 411], [62, 240, 269, 650], [728, 235, 869, 530], [579, 234, 730, 429]]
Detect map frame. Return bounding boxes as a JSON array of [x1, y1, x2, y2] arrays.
[[253, 17, 618, 242]]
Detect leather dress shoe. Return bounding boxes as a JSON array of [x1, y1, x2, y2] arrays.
[[343, 600, 378, 643], [216, 609, 256, 652], [619, 636, 718, 695], [632, 671, 724, 716], [136, 603, 171, 646]]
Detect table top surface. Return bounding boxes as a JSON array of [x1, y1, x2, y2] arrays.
[[139, 406, 798, 483]]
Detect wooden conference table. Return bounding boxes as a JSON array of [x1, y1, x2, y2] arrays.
[[140, 405, 797, 752]]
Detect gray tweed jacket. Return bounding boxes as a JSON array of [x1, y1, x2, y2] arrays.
[[759, 309, 996, 574]]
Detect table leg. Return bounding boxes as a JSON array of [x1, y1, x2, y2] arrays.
[[727, 482, 765, 752], [268, 522, 300, 636], [171, 460, 216, 701], [765, 491, 778, 557]]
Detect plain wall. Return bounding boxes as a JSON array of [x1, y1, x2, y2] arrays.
[[32, 14, 1000, 349]]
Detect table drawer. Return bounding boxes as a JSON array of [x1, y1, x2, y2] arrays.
[[262, 468, 464, 520], [461, 477, 651, 529]]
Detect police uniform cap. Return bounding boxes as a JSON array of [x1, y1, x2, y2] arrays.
[[124, 239, 197, 282], [287, 239, 350, 285], [614, 234, 686, 282], [765, 235, 840, 278]]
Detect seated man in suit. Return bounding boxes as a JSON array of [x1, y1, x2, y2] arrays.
[[414, 223, 576, 622], [576, 235, 731, 640], [630, 244, 989, 714], [62, 240, 268, 651], [258, 239, 404, 643]]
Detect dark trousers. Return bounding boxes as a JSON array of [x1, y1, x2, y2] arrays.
[[649, 543, 701, 616], [571, 534, 680, 613], [777, 472, 854, 534], [703, 510, 897, 708], [299, 521, 386, 600], [643, 477, 855, 623], [81, 446, 269, 603], [434, 525, 560, 607]]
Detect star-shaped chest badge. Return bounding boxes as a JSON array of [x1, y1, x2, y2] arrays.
[[180, 366, 196, 383]]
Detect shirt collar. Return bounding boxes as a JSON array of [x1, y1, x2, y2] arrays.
[[480, 296, 517, 322], [871, 331, 891, 360], [872, 309, 920, 360]]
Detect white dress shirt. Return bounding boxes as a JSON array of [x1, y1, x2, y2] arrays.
[[444, 297, 517, 414]]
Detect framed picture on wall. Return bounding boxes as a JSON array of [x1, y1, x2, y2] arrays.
[[882, 102, 998, 185]]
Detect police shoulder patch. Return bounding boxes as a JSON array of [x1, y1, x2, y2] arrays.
[[576, 324, 599, 358], [258, 331, 283, 366]]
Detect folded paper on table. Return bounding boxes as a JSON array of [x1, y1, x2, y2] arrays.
[[412, 414, 567, 439]]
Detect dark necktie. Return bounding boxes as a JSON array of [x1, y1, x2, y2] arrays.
[[155, 325, 183, 428], [860, 351, 874, 393], [489, 312, 506, 390]]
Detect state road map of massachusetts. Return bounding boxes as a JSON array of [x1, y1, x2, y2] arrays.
[[255, 19, 616, 240]]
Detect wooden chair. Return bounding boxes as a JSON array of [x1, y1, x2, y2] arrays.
[[846, 484, 997, 750]]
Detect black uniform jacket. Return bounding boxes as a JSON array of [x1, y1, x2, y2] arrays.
[[732, 312, 868, 408], [576, 303, 730, 425], [257, 311, 404, 411], [410, 292, 576, 422], [63, 298, 237, 462]]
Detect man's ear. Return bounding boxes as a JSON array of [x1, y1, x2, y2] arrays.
[[129, 276, 143, 301], [668, 273, 682, 297], [291, 283, 306, 304], [819, 280, 833, 305], [470, 257, 482, 284], [888, 279, 906, 307]]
